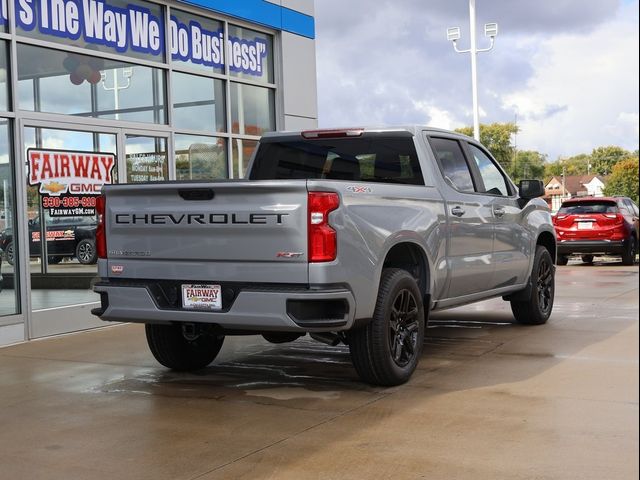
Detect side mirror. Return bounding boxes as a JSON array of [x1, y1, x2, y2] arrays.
[[28, 219, 33, 226], [519, 179, 545, 200]]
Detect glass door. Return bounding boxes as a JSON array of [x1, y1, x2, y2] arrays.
[[21, 122, 119, 338]]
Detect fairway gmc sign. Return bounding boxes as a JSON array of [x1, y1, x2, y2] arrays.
[[28, 149, 116, 217]]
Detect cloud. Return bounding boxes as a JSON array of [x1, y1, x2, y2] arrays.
[[315, 0, 639, 159], [502, 2, 639, 158]]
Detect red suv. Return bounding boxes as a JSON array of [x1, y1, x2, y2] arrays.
[[553, 196, 639, 265]]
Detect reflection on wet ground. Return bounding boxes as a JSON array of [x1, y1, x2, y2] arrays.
[[0, 263, 637, 480], [98, 313, 517, 405]]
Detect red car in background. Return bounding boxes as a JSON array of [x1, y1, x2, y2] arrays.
[[553, 196, 639, 265]]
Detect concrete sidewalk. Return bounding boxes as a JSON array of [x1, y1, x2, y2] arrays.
[[0, 263, 638, 480]]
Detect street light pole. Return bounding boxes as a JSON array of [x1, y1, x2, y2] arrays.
[[468, 0, 480, 141], [447, 1, 497, 141]]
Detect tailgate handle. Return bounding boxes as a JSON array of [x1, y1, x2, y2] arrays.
[[179, 189, 215, 201]]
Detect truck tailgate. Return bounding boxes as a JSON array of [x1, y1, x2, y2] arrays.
[[103, 181, 308, 283]]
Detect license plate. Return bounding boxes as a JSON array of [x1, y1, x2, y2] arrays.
[[182, 284, 222, 311], [577, 222, 593, 230]]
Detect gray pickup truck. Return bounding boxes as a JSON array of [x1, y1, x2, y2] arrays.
[[93, 127, 556, 386]]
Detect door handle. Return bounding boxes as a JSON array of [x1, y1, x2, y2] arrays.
[[451, 206, 465, 217], [494, 207, 505, 217]]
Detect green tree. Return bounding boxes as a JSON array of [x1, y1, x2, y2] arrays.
[[544, 154, 592, 179], [455, 122, 518, 172], [603, 157, 639, 204], [511, 150, 547, 183], [590, 146, 631, 176]]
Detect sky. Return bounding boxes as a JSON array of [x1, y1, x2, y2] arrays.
[[314, 0, 640, 161]]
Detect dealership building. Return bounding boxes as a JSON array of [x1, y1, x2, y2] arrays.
[[0, 0, 318, 345]]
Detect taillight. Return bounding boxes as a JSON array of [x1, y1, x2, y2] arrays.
[[96, 195, 107, 259], [308, 192, 339, 262]]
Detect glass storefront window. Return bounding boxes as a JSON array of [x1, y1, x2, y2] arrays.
[[17, 44, 166, 124], [170, 10, 224, 75], [15, 0, 165, 63], [126, 135, 168, 182], [175, 134, 227, 180], [0, 41, 9, 111], [227, 25, 274, 84], [0, 119, 20, 316], [232, 138, 258, 179], [231, 83, 275, 136], [172, 72, 225, 133]]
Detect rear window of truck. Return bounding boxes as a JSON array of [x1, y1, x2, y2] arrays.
[[558, 201, 618, 215], [249, 137, 424, 185]]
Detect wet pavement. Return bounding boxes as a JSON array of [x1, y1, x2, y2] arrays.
[[0, 261, 637, 479]]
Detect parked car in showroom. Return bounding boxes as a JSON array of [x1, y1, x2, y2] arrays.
[[0, 215, 98, 266], [554, 196, 639, 265]]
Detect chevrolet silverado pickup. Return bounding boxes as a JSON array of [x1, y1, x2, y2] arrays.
[[92, 127, 556, 386]]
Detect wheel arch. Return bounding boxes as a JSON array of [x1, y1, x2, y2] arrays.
[[381, 241, 432, 305], [536, 230, 557, 264]]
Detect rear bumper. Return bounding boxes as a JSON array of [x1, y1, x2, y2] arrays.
[[557, 239, 626, 255], [92, 281, 356, 332]]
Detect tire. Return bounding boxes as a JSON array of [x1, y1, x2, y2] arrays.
[[348, 268, 425, 386], [557, 255, 569, 266], [145, 324, 225, 371], [76, 239, 97, 265], [5, 242, 14, 266], [511, 246, 555, 325], [581, 254, 594, 264], [48, 255, 63, 265], [621, 236, 637, 266]]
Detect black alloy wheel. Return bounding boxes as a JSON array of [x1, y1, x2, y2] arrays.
[[388, 289, 421, 368], [536, 253, 554, 316], [511, 246, 555, 325]]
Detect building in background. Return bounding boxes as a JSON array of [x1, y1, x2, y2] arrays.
[[0, 0, 317, 346], [545, 175, 607, 212]]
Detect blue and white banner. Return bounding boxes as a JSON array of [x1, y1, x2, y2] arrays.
[[1, 0, 270, 76]]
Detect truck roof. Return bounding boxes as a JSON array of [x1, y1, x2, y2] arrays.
[[260, 126, 474, 141]]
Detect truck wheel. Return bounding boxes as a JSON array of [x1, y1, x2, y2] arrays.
[[48, 255, 63, 265], [621, 237, 637, 266], [145, 324, 224, 371], [511, 246, 555, 325], [557, 255, 569, 266], [348, 268, 425, 386], [581, 254, 594, 264], [76, 239, 97, 265]]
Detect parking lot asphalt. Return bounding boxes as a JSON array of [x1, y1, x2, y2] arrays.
[[0, 261, 637, 480]]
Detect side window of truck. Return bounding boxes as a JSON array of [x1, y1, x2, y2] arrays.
[[429, 137, 475, 193], [467, 144, 511, 196]]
